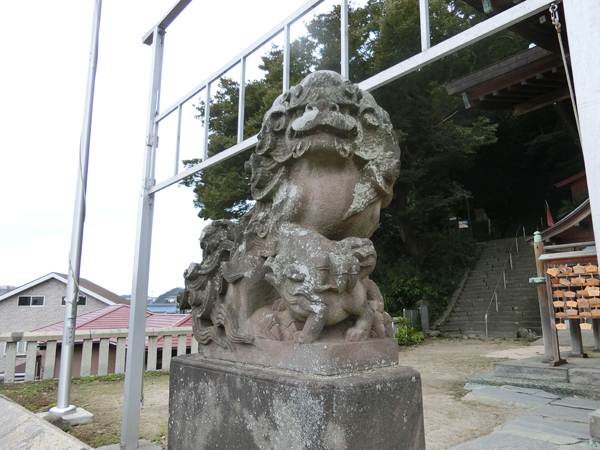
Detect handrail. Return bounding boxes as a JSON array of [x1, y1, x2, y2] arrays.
[[0, 326, 193, 342], [485, 225, 523, 339], [543, 241, 596, 252], [0, 326, 195, 384]]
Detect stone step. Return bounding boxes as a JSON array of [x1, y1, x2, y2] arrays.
[[442, 320, 541, 330], [465, 277, 537, 284], [457, 292, 539, 298], [463, 278, 537, 284], [455, 306, 540, 313], [458, 289, 538, 297], [442, 237, 539, 337], [454, 298, 539, 306], [467, 269, 536, 277], [439, 328, 537, 338], [466, 269, 537, 277], [443, 320, 542, 330], [441, 325, 542, 335], [459, 291, 537, 298], [454, 298, 540, 304], [454, 298, 540, 306], [447, 309, 542, 317], [462, 292, 537, 298], [453, 300, 540, 308], [439, 328, 523, 339], [447, 314, 542, 322], [468, 266, 535, 273], [458, 296, 538, 303]]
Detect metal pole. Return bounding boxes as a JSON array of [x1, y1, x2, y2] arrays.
[[485, 313, 488, 339], [203, 83, 211, 161], [238, 57, 246, 144], [465, 196, 473, 241], [50, 0, 102, 416], [283, 23, 291, 92], [419, 0, 431, 51], [120, 25, 164, 450], [341, 0, 349, 79], [174, 104, 182, 176]]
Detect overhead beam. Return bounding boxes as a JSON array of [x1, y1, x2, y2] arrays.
[[514, 86, 570, 114], [490, 90, 529, 100], [359, 0, 556, 92], [521, 77, 564, 89], [476, 100, 518, 110], [142, 0, 192, 45], [153, 0, 324, 125], [462, 56, 561, 98], [507, 83, 553, 94]]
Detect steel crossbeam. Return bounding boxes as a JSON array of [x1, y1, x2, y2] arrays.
[[120, 1, 582, 449]]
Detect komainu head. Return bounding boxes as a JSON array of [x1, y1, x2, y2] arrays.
[[250, 71, 400, 204]]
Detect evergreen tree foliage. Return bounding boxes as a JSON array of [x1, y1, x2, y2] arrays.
[[179, 0, 584, 319]]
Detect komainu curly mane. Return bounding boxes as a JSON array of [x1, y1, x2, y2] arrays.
[[180, 71, 400, 347]]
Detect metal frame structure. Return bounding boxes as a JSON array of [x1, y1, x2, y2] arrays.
[[119, 0, 600, 448], [50, 0, 102, 416]]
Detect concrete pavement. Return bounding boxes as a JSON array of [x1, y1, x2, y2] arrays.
[[450, 384, 600, 449], [0, 394, 92, 450]]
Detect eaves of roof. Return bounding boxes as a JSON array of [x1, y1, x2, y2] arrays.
[[527, 199, 592, 243], [0, 272, 128, 306]]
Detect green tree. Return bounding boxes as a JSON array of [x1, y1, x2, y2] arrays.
[[459, 105, 584, 235], [180, 0, 579, 319], [180, 38, 317, 219], [155, 287, 184, 304]]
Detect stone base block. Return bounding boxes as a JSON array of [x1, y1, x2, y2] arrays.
[[590, 409, 600, 439], [169, 355, 425, 450], [494, 359, 569, 382], [570, 368, 600, 386], [201, 338, 399, 375], [37, 407, 94, 425]]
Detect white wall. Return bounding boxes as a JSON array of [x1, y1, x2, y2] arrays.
[[0, 278, 108, 374], [563, 0, 600, 249]]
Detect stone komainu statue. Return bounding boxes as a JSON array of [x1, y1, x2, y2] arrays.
[[178, 71, 400, 348]]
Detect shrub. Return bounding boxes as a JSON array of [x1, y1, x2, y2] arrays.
[[394, 317, 425, 346]]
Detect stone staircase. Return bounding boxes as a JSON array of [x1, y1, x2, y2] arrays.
[[438, 237, 541, 339]]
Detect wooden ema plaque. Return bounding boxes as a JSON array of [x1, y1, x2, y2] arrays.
[[549, 261, 599, 330]]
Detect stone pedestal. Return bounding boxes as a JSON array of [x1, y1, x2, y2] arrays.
[[201, 338, 400, 375], [168, 354, 425, 450]]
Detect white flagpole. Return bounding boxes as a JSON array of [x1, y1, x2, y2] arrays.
[[50, 0, 102, 415]]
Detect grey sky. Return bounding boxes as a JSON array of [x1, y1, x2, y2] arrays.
[[0, 0, 342, 296]]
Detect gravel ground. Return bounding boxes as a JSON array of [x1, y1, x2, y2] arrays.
[[10, 337, 545, 449], [398, 337, 541, 450]]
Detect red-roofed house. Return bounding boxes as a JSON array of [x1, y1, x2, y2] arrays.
[[34, 305, 191, 377], [0, 272, 129, 375]]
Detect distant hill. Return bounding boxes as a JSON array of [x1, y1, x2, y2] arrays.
[[155, 287, 184, 304]]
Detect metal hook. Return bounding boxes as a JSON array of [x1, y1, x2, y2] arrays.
[[549, 3, 561, 32]]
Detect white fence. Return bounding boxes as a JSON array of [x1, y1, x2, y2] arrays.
[[0, 326, 195, 384]]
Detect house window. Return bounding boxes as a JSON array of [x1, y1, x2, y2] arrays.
[[3, 342, 27, 355], [61, 295, 87, 306], [17, 296, 44, 306]]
